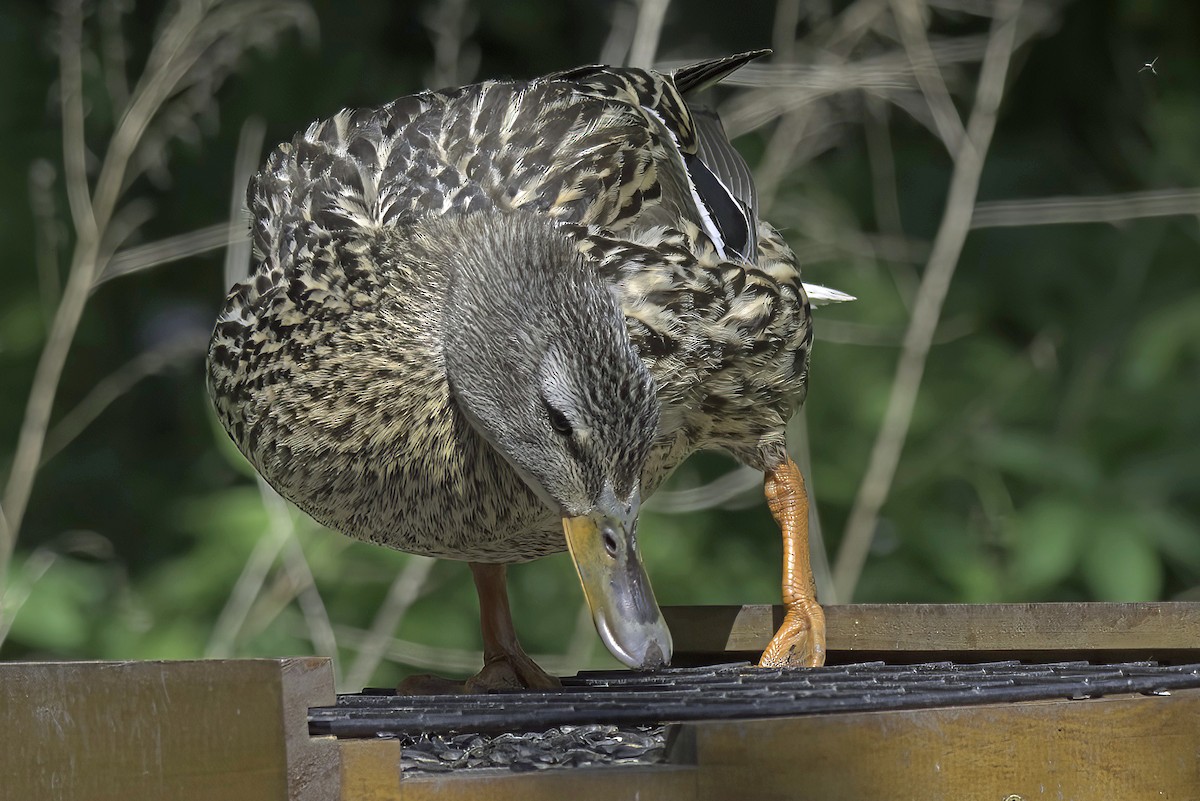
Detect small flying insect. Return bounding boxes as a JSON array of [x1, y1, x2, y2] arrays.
[[1140, 57, 1159, 75]]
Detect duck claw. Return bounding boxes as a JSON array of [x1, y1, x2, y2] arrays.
[[759, 601, 826, 668], [465, 654, 561, 693]]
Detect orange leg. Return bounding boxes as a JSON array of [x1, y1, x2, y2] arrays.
[[759, 457, 827, 668], [398, 563, 561, 694]]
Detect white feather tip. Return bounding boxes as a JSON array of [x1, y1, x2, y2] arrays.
[[802, 283, 856, 307]]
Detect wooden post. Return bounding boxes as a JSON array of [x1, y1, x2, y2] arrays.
[[0, 658, 339, 801]]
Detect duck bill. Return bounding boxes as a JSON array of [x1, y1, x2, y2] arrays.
[[562, 511, 672, 670]]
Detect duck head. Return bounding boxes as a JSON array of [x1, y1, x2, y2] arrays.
[[436, 212, 671, 670]]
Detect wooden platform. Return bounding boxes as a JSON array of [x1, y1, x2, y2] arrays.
[[664, 600, 1200, 664], [3, 602, 1199, 800]]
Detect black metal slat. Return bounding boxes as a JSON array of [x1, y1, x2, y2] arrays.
[[312, 662, 1200, 738]]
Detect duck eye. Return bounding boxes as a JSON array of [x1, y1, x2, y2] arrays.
[[546, 404, 573, 436]]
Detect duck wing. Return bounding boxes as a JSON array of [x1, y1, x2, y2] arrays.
[[547, 50, 768, 264], [687, 107, 758, 262]]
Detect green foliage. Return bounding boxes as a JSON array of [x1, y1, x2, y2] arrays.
[[2, 0, 1199, 687]]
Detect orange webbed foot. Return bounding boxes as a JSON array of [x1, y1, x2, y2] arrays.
[[759, 599, 826, 668]]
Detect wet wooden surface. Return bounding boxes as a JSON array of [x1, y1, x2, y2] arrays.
[[663, 601, 1200, 664]]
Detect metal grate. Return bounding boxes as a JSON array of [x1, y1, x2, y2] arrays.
[[310, 661, 1200, 738]]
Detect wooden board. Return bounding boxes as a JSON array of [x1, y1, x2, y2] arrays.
[[0, 658, 339, 801], [663, 602, 1200, 664], [675, 688, 1200, 801], [340, 739, 404, 801], [5, 603, 1198, 800]]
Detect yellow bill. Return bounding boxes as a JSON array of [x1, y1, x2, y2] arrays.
[[562, 511, 671, 669]]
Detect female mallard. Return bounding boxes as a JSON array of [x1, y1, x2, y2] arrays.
[[208, 50, 846, 690]]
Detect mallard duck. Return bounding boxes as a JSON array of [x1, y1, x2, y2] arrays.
[[207, 50, 848, 690]]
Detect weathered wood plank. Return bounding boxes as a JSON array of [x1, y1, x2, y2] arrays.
[[0, 658, 338, 801], [340, 739, 403, 801], [282, 657, 342, 800], [678, 688, 1200, 801], [664, 602, 1200, 663]]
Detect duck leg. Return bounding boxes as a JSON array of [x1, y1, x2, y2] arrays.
[[464, 562, 562, 692], [759, 457, 827, 668], [396, 563, 561, 693]]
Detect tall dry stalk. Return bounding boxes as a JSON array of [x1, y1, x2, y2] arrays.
[[832, 0, 1025, 600], [0, 0, 314, 638]]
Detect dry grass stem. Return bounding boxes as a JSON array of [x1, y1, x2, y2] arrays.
[[333, 626, 587, 676], [262, 483, 340, 675], [99, 223, 240, 288], [29, 160, 63, 324], [816, 315, 975, 347], [772, 0, 802, 62], [96, 199, 155, 273], [822, 0, 890, 45], [719, 16, 1048, 142], [599, 0, 638, 65], [41, 331, 210, 465], [99, 0, 132, 115], [283, 534, 341, 670], [865, 97, 920, 307], [0, 0, 312, 621], [0, 548, 59, 646], [649, 466, 762, 513], [423, 0, 480, 88], [224, 117, 267, 289], [756, 109, 815, 213], [345, 555, 437, 689], [890, 0, 965, 153], [972, 189, 1200, 229], [205, 520, 290, 658], [628, 0, 671, 68], [2, 0, 98, 573], [833, 0, 1025, 601]]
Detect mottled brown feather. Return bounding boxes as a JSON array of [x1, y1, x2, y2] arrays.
[[208, 54, 815, 562]]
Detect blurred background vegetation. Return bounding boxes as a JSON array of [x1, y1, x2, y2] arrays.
[[2, 0, 1198, 689]]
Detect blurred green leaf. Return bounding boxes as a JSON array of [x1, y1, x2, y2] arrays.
[[974, 430, 1100, 494], [1081, 517, 1164, 601], [0, 298, 45, 356], [1123, 296, 1200, 390], [1006, 498, 1085, 595], [1142, 508, 1200, 574], [7, 555, 107, 652]]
